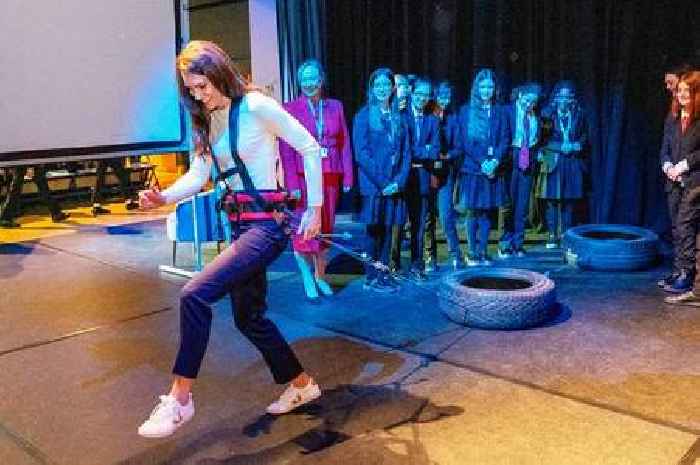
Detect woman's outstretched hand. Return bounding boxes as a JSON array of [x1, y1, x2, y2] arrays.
[[138, 187, 166, 210]]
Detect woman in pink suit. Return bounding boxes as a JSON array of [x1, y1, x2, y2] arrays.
[[279, 59, 354, 299]]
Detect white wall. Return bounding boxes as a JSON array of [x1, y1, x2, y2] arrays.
[[249, 0, 282, 101]]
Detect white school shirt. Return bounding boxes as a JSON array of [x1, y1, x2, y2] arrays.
[[163, 91, 322, 206], [512, 104, 539, 148]]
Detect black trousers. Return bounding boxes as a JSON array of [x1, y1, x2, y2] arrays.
[[673, 186, 698, 273], [0, 166, 62, 221], [172, 219, 304, 383], [92, 158, 134, 204], [423, 188, 439, 262], [365, 223, 393, 279], [666, 185, 683, 274], [405, 168, 429, 270]]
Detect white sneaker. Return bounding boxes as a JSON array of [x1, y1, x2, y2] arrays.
[[138, 393, 194, 438], [266, 381, 321, 415]]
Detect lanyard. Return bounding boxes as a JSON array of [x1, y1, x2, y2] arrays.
[[559, 111, 571, 143], [307, 98, 324, 144]]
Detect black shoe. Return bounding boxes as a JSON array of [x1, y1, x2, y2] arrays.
[[125, 199, 139, 210], [479, 253, 493, 266], [372, 275, 399, 293], [92, 205, 111, 216], [425, 257, 439, 273], [450, 257, 465, 270], [514, 247, 527, 258], [383, 274, 400, 288], [545, 234, 558, 249], [664, 291, 700, 306], [363, 277, 377, 291], [51, 212, 70, 223], [497, 247, 512, 259], [408, 268, 428, 282], [465, 253, 480, 267], [657, 272, 679, 288], [0, 219, 20, 228], [664, 270, 694, 294]]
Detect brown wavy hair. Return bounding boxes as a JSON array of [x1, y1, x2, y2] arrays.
[[176, 40, 255, 156], [670, 71, 700, 124]]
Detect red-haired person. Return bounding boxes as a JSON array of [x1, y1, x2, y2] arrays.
[[136, 41, 323, 438], [278, 59, 353, 300], [661, 71, 700, 297], [657, 64, 693, 290]]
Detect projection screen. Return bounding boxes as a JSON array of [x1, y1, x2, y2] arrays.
[[0, 0, 188, 166]]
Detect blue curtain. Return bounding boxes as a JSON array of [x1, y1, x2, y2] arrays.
[[276, 0, 327, 102], [323, 0, 700, 234]]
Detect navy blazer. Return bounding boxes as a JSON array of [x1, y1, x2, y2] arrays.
[[406, 110, 441, 161], [505, 103, 543, 171], [352, 106, 411, 197], [406, 109, 440, 194], [457, 104, 510, 175], [437, 110, 464, 161], [541, 106, 588, 155]]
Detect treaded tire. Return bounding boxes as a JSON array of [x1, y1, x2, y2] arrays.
[[439, 268, 557, 329], [563, 224, 659, 271]]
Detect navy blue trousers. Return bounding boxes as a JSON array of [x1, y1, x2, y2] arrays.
[[501, 167, 535, 250], [405, 168, 429, 270], [173, 219, 304, 383], [437, 166, 462, 260], [465, 209, 492, 256], [545, 200, 574, 237], [365, 223, 393, 279]]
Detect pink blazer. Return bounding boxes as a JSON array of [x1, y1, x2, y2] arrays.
[[279, 96, 354, 191]]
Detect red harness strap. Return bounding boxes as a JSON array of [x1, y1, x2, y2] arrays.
[[223, 190, 295, 223]]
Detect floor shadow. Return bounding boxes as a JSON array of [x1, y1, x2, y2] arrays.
[[105, 225, 146, 235], [325, 252, 365, 275], [0, 242, 49, 278], [199, 384, 462, 465], [123, 384, 461, 465], [118, 337, 462, 465], [536, 302, 572, 328]]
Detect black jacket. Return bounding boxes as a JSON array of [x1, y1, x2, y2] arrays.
[[660, 115, 700, 191]]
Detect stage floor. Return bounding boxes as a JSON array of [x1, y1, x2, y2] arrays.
[[0, 204, 698, 465]]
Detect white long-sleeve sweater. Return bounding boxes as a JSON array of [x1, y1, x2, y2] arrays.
[[162, 91, 322, 206]]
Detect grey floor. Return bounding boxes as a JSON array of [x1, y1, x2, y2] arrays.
[[0, 217, 698, 465]]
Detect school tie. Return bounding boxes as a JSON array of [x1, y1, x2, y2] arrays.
[[681, 115, 689, 134], [518, 114, 530, 171]]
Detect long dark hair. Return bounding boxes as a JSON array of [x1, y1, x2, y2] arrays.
[[430, 80, 455, 115], [366, 67, 401, 136], [176, 40, 254, 156], [466, 69, 500, 140], [468, 69, 501, 107]]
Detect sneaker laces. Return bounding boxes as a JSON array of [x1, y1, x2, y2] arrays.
[[278, 385, 302, 403], [148, 395, 178, 421]]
